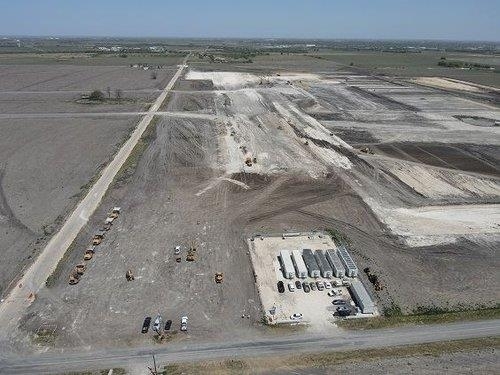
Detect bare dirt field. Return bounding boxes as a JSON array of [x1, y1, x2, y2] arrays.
[[0, 59, 182, 298], [1, 55, 499, 355], [0, 65, 177, 91], [0, 116, 140, 295]]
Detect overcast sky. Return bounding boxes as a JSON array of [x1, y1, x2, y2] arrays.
[[1, 0, 499, 41]]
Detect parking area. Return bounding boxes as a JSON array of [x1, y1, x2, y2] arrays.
[[249, 232, 378, 330]]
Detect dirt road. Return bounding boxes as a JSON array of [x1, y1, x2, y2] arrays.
[[1, 319, 498, 374], [0, 56, 189, 337]]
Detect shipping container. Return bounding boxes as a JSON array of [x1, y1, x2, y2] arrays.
[[337, 245, 358, 278], [349, 279, 375, 314], [302, 249, 320, 278], [279, 250, 295, 279], [291, 250, 308, 278], [314, 250, 333, 278], [325, 249, 345, 278]]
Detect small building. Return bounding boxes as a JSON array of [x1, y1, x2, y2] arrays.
[[291, 250, 307, 278], [302, 249, 320, 278], [325, 249, 345, 278], [279, 250, 295, 279], [314, 250, 333, 278], [349, 279, 375, 314], [337, 245, 358, 278]]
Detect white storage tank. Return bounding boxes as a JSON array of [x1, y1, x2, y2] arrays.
[[279, 250, 295, 279], [291, 250, 308, 278]]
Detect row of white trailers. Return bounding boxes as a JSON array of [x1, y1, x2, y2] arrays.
[[279, 247, 358, 280]]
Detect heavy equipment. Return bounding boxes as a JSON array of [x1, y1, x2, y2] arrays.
[[126, 269, 135, 281], [92, 232, 104, 246], [215, 272, 224, 283], [186, 240, 197, 262], [83, 247, 95, 261], [75, 263, 86, 275], [68, 270, 80, 285]]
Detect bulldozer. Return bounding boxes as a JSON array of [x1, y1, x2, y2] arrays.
[[244, 156, 253, 167], [126, 269, 135, 281], [83, 246, 95, 261], [68, 270, 80, 285], [101, 221, 112, 231], [75, 263, 86, 275], [215, 272, 224, 283], [92, 232, 104, 246], [108, 207, 121, 219], [186, 240, 197, 262]]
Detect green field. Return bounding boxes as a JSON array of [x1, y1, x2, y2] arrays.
[[311, 50, 500, 87]]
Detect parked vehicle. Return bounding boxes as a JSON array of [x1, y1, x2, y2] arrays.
[[141, 317, 151, 333], [310, 282, 317, 291], [174, 245, 181, 255], [316, 281, 324, 291], [303, 282, 311, 293], [332, 299, 347, 305], [277, 281, 285, 293], [164, 319, 172, 331], [295, 280, 302, 289], [327, 290, 336, 297], [324, 282, 331, 289], [152, 314, 162, 333], [337, 306, 351, 316], [288, 283, 295, 292], [180, 316, 188, 331], [290, 313, 303, 320]]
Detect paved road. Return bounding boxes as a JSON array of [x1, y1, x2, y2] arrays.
[[0, 56, 189, 337], [0, 319, 498, 374]]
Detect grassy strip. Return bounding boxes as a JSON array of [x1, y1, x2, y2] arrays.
[[338, 307, 500, 330], [162, 336, 499, 375]]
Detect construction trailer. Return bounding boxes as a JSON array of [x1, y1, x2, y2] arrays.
[[325, 249, 345, 278], [349, 279, 375, 314], [291, 250, 307, 278], [337, 245, 358, 278], [314, 250, 333, 278], [279, 250, 295, 279], [302, 249, 320, 278]]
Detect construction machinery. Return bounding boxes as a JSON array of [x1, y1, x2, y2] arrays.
[[102, 222, 112, 231], [108, 207, 121, 219], [92, 231, 105, 246], [215, 272, 224, 283], [75, 263, 86, 275], [68, 270, 80, 285], [186, 240, 197, 262], [126, 269, 135, 281], [83, 246, 95, 261], [245, 157, 253, 167]]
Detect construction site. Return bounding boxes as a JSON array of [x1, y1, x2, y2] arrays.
[[249, 232, 377, 330], [0, 48, 498, 356]]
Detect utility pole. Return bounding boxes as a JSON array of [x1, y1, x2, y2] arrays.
[[147, 354, 158, 375]]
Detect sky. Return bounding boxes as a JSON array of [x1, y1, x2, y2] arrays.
[[1, 0, 499, 41]]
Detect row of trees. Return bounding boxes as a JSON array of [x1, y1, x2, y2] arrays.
[[88, 87, 123, 101]]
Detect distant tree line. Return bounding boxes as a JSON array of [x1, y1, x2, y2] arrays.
[[438, 58, 494, 70]]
